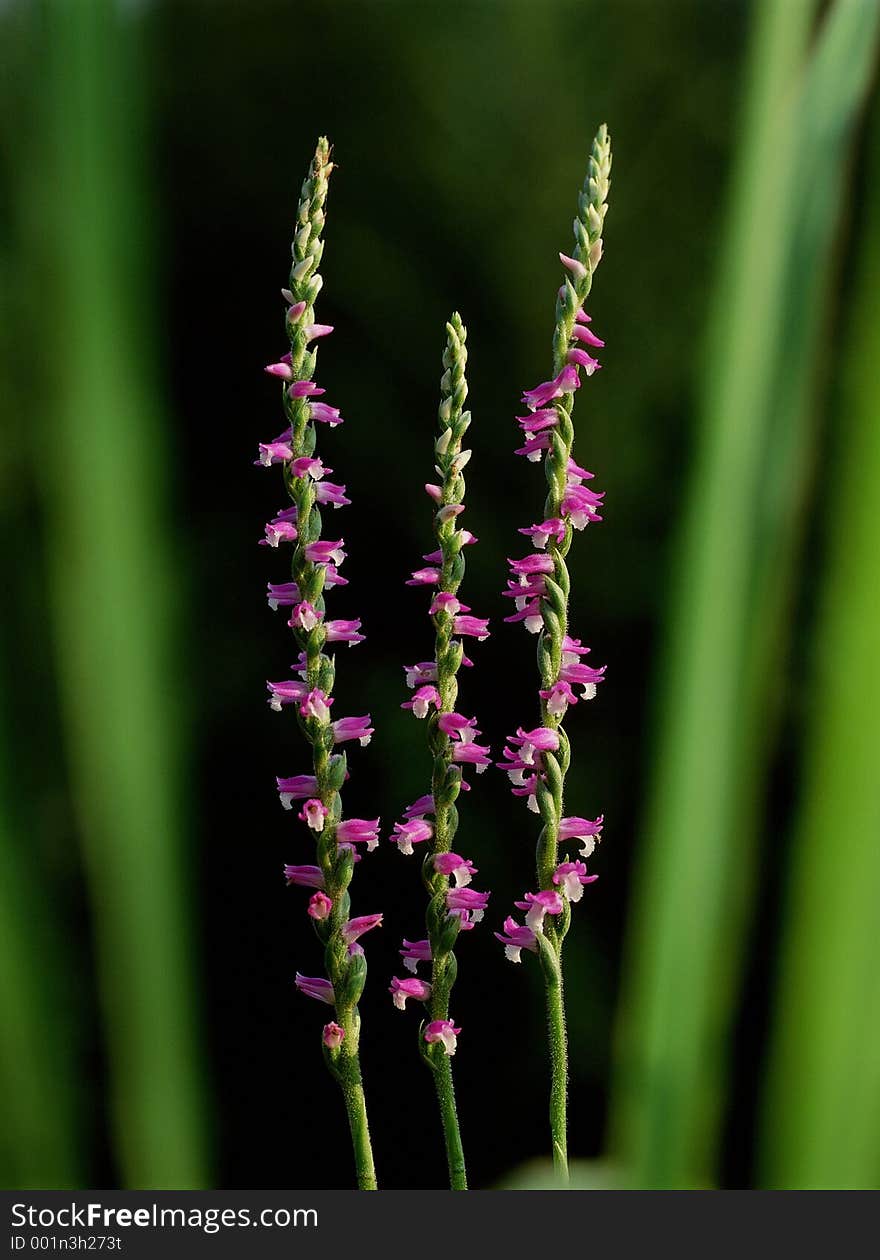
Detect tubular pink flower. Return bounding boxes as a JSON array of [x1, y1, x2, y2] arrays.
[[283, 864, 325, 889], [515, 889, 564, 931], [521, 364, 580, 411], [304, 539, 346, 567], [446, 887, 489, 922], [294, 974, 335, 1005], [342, 914, 383, 945], [331, 715, 374, 746], [291, 455, 327, 479], [558, 815, 604, 859], [518, 518, 567, 549], [335, 819, 380, 851], [437, 712, 479, 741], [315, 480, 351, 508], [300, 688, 333, 723], [324, 619, 365, 645], [407, 567, 441, 587], [508, 553, 555, 576], [423, 1019, 461, 1056], [539, 680, 579, 716], [517, 408, 559, 433], [436, 503, 465, 524], [263, 516, 298, 547], [390, 976, 432, 1009], [452, 614, 490, 640], [322, 1022, 345, 1050], [572, 322, 605, 348], [308, 401, 343, 426], [424, 483, 443, 503], [558, 659, 606, 700], [503, 598, 544, 634], [299, 798, 329, 831], [566, 347, 601, 375], [277, 775, 319, 809], [400, 938, 432, 973], [283, 296, 306, 320], [257, 436, 294, 466], [403, 661, 438, 688], [559, 251, 588, 282], [267, 679, 308, 711], [308, 891, 333, 921], [264, 360, 294, 380], [288, 601, 323, 631], [304, 323, 334, 341], [433, 853, 477, 887], [287, 379, 324, 399], [267, 580, 301, 609], [401, 685, 441, 718], [553, 859, 598, 902], [515, 433, 553, 462], [494, 916, 538, 963], [450, 741, 491, 772], [402, 795, 434, 820], [430, 592, 461, 616], [391, 818, 433, 855]]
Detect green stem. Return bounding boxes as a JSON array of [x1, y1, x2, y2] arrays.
[[432, 1053, 468, 1189], [337, 1058, 377, 1190], [542, 934, 569, 1185]]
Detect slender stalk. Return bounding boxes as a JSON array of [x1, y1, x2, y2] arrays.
[[522, 126, 611, 1184], [432, 1054, 467, 1190], [266, 138, 378, 1188]]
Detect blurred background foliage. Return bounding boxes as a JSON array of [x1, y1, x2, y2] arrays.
[[0, 0, 877, 1190]]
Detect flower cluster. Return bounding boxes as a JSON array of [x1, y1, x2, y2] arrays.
[[495, 125, 612, 1179], [388, 314, 491, 1188], [256, 140, 378, 1188]]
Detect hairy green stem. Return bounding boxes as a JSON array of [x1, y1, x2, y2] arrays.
[[529, 126, 611, 1184], [274, 138, 377, 1188]]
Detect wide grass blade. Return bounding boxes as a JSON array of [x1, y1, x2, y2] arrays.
[[610, 0, 879, 1187], [38, 0, 210, 1187], [759, 96, 880, 1190]]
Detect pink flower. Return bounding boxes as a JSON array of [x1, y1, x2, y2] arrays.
[[446, 887, 489, 923], [434, 852, 477, 887], [291, 456, 327, 480], [295, 974, 334, 1004], [406, 567, 441, 587], [300, 688, 333, 723], [277, 775, 318, 809], [308, 891, 333, 920], [342, 914, 383, 944], [430, 592, 461, 616], [516, 408, 558, 433], [335, 819, 380, 851], [553, 859, 598, 902], [508, 553, 554, 576], [288, 600, 323, 631], [315, 481, 351, 508], [515, 889, 564, 931], [558, 814, 604, 858], [304, 539, 346, 567], [287, 380, 325, 399], [264, 359, 293, 380], [424, 1019, 461, 1055], [453, 614, 490, 640], [299, 798, 329, 831], [494, 916, 538, 963], [256, 435, 294, 466], [267, 679, 308, 711], [518, 518, 567, 550], [391, 818, 433, 855], [401, 685, 441, 718], [437, 712, 480, 742], [451, 741, 491, 773], [325, 619, 365, 646], [283, 864, 325, 889], [400, 938, 432, 973], [304, 323, 334, 341], [572, 321, 605, 349], [566, 347, 601, 375], [403, 795, 434, 820], [403, 661, 438, 689], [521, 365, 580, 412], [322, 1022, 345, 1050], [389, 976, 432, 1009], [309, 401, 343, 426], [506, 726, 560, 766], [331, 715, 373, 746], [515, 433, 553, 462], [267, 581, 301, 609], [539, 680, 579, 717], [559, 251, 587, 282]]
